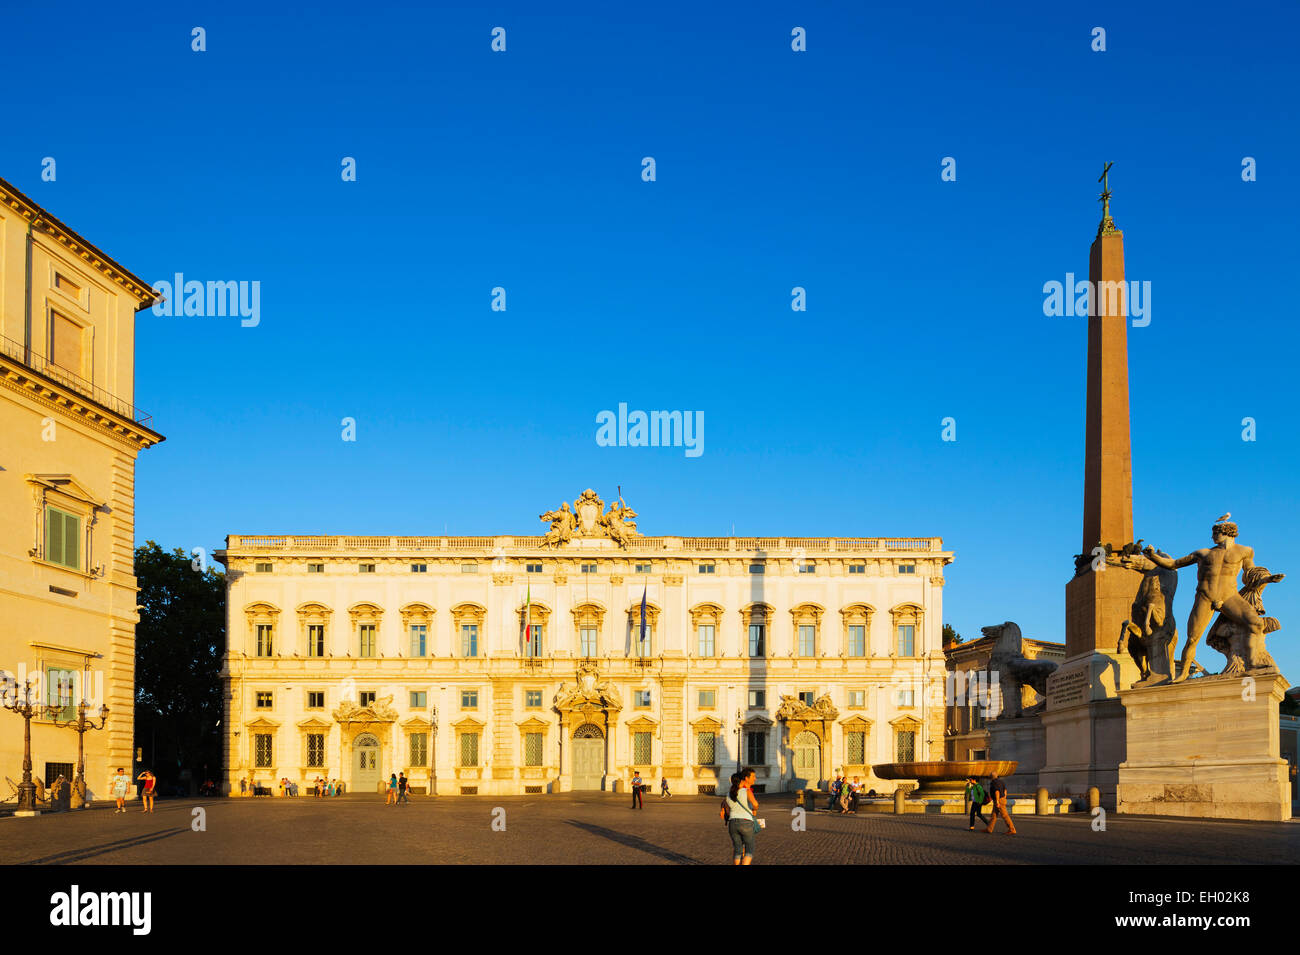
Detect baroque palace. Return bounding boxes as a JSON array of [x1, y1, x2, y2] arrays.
[[217, 490, 953, 796]]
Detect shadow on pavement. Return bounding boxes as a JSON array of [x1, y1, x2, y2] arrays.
[[17, 827, 190, 865], [564, 820, 706, 865]]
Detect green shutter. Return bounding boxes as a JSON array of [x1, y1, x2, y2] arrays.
[[46, 508, 63, 565], [63, 512, 79, 569]]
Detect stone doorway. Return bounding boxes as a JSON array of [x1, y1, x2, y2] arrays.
[[352, 733, 381, 793], [571, 723, 604, 790], [792, 730, 821, 789]]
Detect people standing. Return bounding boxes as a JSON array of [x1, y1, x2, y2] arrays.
[[965, 775, 990, 830], [111, 767, 130, 814], [660, 775, 671, 798], [397, 772, 409, 804], [387, 773, 397, 805], [722, 767, 759, 865], [984, 771, 1017, 835], [137, 770, 156, 813], [630, 769, 643, 809], [239, 776, 247, 798]]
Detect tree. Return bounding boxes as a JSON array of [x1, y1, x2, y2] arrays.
[[134, 542, 225, 791], [942, 623, 962, 646]]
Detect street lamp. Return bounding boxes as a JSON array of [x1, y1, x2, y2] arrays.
[[736, 708, 744, 772], [428, 704, 438, 796], [2, 676, 58, 813], [48, 672, 109, 809]]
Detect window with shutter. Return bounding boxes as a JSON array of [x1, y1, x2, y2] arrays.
[[44, 506, 81, 570]]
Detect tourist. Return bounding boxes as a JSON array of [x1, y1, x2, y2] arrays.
[[849, 776, 862, 813], [397, 772, 409, 804], [722, 767, 759, 865], [387, 773, 397, 805], [137, 769, 156, 813], [326, 779, 334, 797], [984, 771, 1017, 835], [630, 769, 643, 809], [965, 775, 990, 830], [239, 776, 247, 798], [111, 767, 130, 814], [838, 777, 852, 814], [660, 775, 671, 798]]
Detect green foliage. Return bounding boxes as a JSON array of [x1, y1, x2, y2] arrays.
[[134, 541, 225, 787], [942, 623, 962, 646]]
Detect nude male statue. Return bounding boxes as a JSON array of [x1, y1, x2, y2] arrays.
[[1143, 521, 1263, 683]]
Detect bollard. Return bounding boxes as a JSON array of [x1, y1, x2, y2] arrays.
[[894, 788, 906, 814], [796, 789, 806, 809], [1036, 787, 1049, 815], [1087, 786, 1101, 812]]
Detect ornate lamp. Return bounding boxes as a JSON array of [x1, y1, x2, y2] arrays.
[[2, 676, 53, 813], [48, 677, 109, 809]]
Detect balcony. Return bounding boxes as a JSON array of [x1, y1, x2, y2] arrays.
[[0, 332, 152, 428]]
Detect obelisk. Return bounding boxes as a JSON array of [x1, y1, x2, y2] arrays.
[[1039, 165, 1144, 807]]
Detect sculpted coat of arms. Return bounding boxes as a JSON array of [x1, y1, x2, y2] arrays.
[[539, 489, 640, 548]]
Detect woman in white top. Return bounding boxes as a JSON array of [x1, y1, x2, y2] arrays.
[[722, 767, 759, 865]]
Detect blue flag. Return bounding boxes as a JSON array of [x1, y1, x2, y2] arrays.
[[640, 585, 648, 653]]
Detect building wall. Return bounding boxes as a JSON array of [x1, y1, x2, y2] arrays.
[[217, 534, 954, 795], [0, 180, 161, 801]]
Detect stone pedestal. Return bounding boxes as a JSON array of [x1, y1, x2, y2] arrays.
[[987, 716, 1046, 793], [1117, 670, 1291, 822]]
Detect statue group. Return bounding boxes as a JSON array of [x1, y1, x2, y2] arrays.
[[539, 489, 639, 548], [1118, 518, 1284, 686]]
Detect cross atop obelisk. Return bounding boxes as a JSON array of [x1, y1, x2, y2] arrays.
[[1097, 161, 1119, 237]]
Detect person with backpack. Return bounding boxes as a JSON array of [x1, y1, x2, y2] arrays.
[[965, 774, 990, 830]]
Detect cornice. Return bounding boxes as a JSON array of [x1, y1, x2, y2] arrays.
[[0, 366, 163, 448]]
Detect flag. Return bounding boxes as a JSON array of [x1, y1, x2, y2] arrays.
[[639, 585, 648, 653], [523, 582, 531, 644]]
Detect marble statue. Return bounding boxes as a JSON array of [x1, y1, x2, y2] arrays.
[[601, 499, 638, 547], [985, 622, 1057, 718], [539, 501, 576, 547], [1118, 554, 1180, 687], [1204, 565, 1285, 675], [1144, 519, 1283, 682]]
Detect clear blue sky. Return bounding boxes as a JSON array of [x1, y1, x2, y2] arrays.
[[5, 0, 1298, 678]]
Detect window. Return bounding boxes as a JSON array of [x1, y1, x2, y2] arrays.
[[307, 691, 324, 709], [696, 624, 715, 657], [254, 734, 273, 768], [411, 563, 427, 574], [846, 731, 866, 764], [970, 702, 985, 730], [633, 732, 652, 765], [49, 310, 84, 374], [969, 748, 988, 761], [698, 689, 715, 708], [896, 624, 915, 657], [525, 690, 542, 709], [798, 624, 816, 657], [698, 561, 715, 574], [746, 730, 766, 766], [748, 563, 765, 574], [896, 729, 916, 762], [255, 562, 273, 573], [43, 506, 81, 571], [46, 669, 76, 722], [634, 563, 652, 574], [847, 624, 866, 657], [696, 731, 716, 765], [410, 691, 427, 708], [307, 624, 325, 657], [307, 734, 325, 767], [409, 624, 427, 657], [747, 690, 765, 709], [460, 732, 479, 767], [799, 562, 816, 574], [798, 690, 815, 706], [410, 732, 428, 765], [359, 691, 376, 707], [748, 624, 765, 657], [848, 564, 866, 574], [461, 689, 478, 709], [359, 563, 375, 574], [307, 563, 324, 573], [359, 624, 376, 658], [523, 624, 542, 656], [461, 563, 478, 574], [896, 689, 915, 707], [256, 624, 274, 657], [256, 691, 273, 709], [581, 562, 597, 574], [524, 732, 543, 766], [579, 626, 598, 658], [526, 563, 543, 573], [898, 563, 916, 574], [461, 624, 479, 658], [634, 626, 652, 657], [634, 690, 651, 708], [848, 689, 866, 707]]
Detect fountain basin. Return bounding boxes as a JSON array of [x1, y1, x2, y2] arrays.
[[872, 760, 1018, 797]]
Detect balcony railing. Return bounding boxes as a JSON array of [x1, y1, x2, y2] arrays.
[[226, 534, 946, 553], [0, 332, 152, 428]]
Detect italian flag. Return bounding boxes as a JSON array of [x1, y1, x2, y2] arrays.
[[522, 583, 531, 644]]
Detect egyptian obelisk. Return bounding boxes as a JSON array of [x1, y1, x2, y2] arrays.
[[1039, 165, 1145, 807]]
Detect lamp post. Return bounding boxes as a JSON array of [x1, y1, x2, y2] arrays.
[[428, 704, 438, 796], [736, 708, 743, 772], [49, 686, 109, 809], [2, 676, 56, 814]]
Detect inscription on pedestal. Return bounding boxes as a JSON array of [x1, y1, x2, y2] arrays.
[[1047, 666, 1090, 708]]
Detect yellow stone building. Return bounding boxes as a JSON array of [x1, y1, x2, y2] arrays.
[[217, 491, 953, 795], [0, 176, 163, 800]]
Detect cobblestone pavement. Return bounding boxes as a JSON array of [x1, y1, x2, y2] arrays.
[[4, 793, 1297, 865]]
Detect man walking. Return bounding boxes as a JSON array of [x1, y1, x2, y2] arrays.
[[630, 769, 643, 809], [397, 772, 409, 804], [965, 774, 990, 830], [984, 771, 1016, 835]]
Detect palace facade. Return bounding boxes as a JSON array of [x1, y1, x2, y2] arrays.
[[0, 176, 163, 801], [216, 492, 953, 796]]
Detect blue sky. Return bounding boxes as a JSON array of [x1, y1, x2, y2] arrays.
[[5, 0, 1298, 677]]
